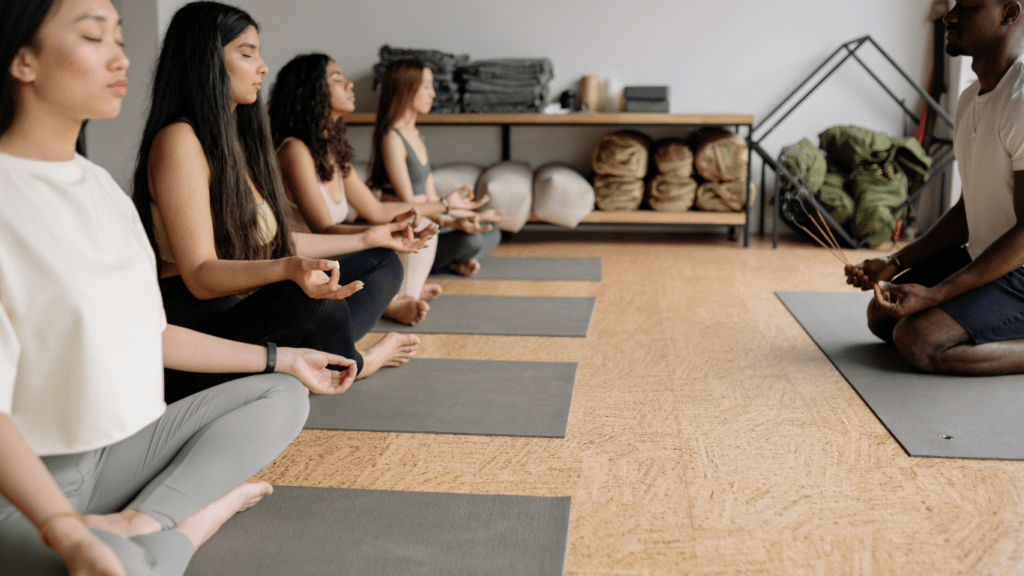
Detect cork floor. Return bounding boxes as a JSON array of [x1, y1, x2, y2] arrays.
[[255, 231, 1024, 576]]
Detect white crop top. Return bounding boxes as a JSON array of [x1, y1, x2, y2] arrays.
[[0, 152, 166, 456]]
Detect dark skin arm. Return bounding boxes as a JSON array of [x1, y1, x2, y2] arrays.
[[875, 170, 1024, 318], [844, 195, 969, 290]]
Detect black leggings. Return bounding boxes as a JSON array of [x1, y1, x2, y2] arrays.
[[161, 248, 403, 403]]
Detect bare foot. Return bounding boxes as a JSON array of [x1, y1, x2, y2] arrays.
[[357, 332, 419, 379], [384, 295, 429, 325], [420, 283, 443, 302], [84, 509, 161, 539], [174, 481, 273, 551], [448, 259, 480, 276]]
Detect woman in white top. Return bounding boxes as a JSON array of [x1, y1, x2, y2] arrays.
[[0, 1, 356, 574], [269, 53, 490, 325]]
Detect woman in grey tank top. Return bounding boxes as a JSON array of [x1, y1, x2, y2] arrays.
[[369, 60, 508, 277]]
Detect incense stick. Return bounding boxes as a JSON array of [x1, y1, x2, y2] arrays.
[[800, 225, 846, 264], [814, 211, 848, 264]]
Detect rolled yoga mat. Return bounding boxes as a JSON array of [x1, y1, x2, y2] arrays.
[[372, 295, 596, 337], [777, 291, 1024, 460], [429, 256, 602, 281], [185, 485, 572, 576], [306, 358, 577, 438]]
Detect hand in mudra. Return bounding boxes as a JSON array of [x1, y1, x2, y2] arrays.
[[450, 214, 492, 234], [845, 257, 899, 290], [288, 257, 363, 300], [278, 347, 357, 394], [475, 208, 510, 223], [445, 186, 489, 211], [365, 221, 431, 253], [873, 281, 936, 319]]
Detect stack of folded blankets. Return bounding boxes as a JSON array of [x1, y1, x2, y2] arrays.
[[460, 58, 554, 113], [691, 128, 750, 212], [591, 131, 650, 211], [373, 45, 468, 113], [645, 138, 698, 212]]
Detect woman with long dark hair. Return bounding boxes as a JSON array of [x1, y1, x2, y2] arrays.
[[368, 59, 506, 277], [0, 1, 356, 574], [269, 53, 490, 324], [133, 3, 426, 402]]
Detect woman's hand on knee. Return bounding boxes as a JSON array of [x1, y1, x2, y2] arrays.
[[364, 222, 432, 253], [287, 257, 364, 300], [278, 347, 357, 394], [445, 186, 488, 211], [450, 215, 492, 234]]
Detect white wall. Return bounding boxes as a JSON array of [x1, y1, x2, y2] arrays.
[[99, 0, 948, 230]]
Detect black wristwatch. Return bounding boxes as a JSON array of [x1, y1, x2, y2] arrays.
[[263, 342, 277, 374]]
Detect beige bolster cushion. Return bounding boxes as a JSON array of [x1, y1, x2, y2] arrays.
[[478, 161, 534, 232], [532, 164, 594, 228]]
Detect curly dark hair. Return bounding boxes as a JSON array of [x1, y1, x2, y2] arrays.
[[268, 53, 355, 181]]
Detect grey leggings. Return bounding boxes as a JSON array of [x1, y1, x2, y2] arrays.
[[430, 227, 503, 274], [0, 373, 309, 576]]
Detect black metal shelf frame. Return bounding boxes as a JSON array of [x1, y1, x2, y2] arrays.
[[750, 35, 956, 248]]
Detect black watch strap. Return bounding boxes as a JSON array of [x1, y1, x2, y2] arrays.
[[263, 342, 277, 374]]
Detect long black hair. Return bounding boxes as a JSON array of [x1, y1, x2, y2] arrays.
[[132, 1, 294, 269], [268, 53, 355, 181], [0, 0, 58, 136]]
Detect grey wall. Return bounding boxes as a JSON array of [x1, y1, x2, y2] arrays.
[[84, 0, 160, 191], [95, 0, 948, 231]]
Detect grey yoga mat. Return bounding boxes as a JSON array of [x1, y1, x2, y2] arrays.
[[372, 295, 596, 337], [429, 256, 602, 281], [185, 486, 572, 576], [306, 358, 576, 438], [777, 291, 1024, 460]]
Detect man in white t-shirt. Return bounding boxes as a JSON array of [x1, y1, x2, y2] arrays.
[[845, 0, 1024, 375]]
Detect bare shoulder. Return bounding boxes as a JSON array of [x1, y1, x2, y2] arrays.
[[277, 137, 314, 167], [151, 121, 207, 167], [381, 129, 406, 155]]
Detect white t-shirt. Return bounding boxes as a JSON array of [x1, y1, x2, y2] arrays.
[[953, 56, 1024, 259], [0, 152, 166, 456]]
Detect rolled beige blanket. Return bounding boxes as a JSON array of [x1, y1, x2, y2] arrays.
[[646, 173, 698, 212], [652, 138, 694, 178], [695, 181, 747, 212], [591, 131, 651, 178], [692, 128, 748, 182], [594, 174, 644, 211]]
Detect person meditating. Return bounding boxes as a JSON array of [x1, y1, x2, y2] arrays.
[[0, 1, 355, 574], [368, 59, 507, 278], [268, 53, 489, 325], [846, 0, 1024, 376], [133, 3, 430, 402]]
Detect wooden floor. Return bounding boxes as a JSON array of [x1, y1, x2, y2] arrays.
[[256, 231, 1024, 576]]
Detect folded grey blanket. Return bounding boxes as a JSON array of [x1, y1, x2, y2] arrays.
[[463, 103, 540, 113], [463, 92, 545, 107], [462, 58, 553, 77]]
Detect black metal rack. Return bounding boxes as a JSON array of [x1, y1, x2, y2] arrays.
[[750, 35, 955, 248]]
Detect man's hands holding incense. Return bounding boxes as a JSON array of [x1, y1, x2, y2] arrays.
[[845, 256, 899, 290]]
